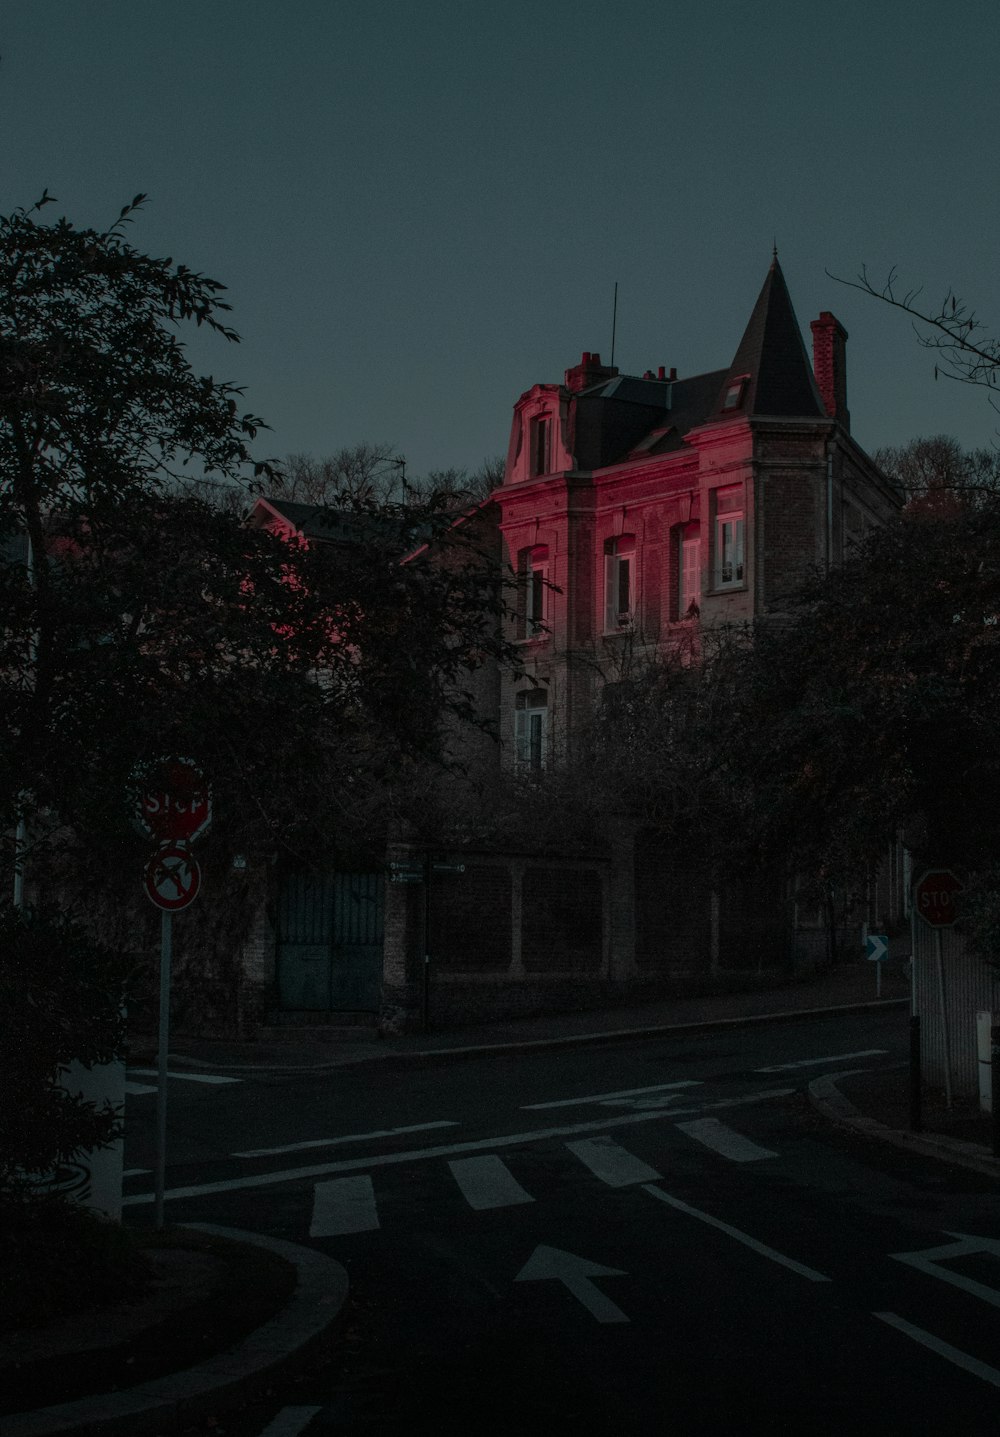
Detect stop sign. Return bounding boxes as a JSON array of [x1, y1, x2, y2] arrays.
[[132, 757, 212, 845], [914, 868, 963, 928]]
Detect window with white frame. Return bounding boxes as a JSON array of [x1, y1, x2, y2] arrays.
[[518, 544, 549, 638], [514, 688, 548, 769], [530, 415, 551, 476], [604, 535, 635, 631], [713, 487, 745, 588], [679, 525, 700, 617]]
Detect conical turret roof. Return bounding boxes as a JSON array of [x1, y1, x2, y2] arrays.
[[712, 258, 825, 420]]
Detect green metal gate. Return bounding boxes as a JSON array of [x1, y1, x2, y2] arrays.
[[276, 871, 384, 1011]]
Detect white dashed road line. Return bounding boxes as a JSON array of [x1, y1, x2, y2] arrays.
[[234, 1121, 460, 1158], [754, 1050, 887, 1073], [123, 1089, 795, 1206], [523, 1081, 701, 1110], [127, 1068, 241, 1085]]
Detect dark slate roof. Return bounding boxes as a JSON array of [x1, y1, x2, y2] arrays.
[[710, 258, 825, 420]]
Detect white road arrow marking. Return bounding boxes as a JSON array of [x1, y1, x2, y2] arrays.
[[515, 1245, 629, 1323], [891, 1232, 1000, 1309]]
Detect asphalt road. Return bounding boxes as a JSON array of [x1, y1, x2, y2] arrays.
[[123, 1007, 1000, 1435]]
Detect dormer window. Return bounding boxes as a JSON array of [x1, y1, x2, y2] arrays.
[[722, 375, 749, 411], [530, 415, 551, 476]]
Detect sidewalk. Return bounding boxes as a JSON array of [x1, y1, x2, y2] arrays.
[[140, 960, 912, 1073], [9, 961, 994, 1437]]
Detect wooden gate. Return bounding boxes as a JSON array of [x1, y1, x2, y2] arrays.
[[276, 871, 384, 1012]]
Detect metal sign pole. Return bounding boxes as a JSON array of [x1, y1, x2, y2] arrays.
[[421, 852, 431, 1034], [935, 928, 953, 1110], [909, 882, 921, 1132], [153, 909, 172, 1230]]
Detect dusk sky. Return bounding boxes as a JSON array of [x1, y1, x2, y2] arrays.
[[4, 2, 999, 482]]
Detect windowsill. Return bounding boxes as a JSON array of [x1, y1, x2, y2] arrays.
[[515, 632, 550, 646], [707, 583, 747, 596]]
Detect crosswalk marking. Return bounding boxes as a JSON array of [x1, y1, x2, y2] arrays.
[[125, 1091, 794, 1207], [127, 1068, 241, 1085], [675, 1118, 778, 1162], [565, 1136, 661, 1187], [309, 1175, 379, 1237], [125, 1080, 157, 1096], [448, 1155, 535, 1210]]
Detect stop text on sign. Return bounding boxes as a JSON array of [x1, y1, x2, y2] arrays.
[[132, 756, 212, 845], [914, 869, 964, 928]]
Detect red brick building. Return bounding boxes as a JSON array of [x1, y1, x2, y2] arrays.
[[495, 257, 899, 771], [240, 260, 906, 1035]]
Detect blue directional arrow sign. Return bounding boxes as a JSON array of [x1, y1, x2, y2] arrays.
[[865, 933, 889, 963]]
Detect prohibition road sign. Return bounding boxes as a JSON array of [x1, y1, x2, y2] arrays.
[[144, 844, 201, 911]]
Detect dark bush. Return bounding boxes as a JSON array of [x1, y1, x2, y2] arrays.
[[0, 902, 130, 1201]]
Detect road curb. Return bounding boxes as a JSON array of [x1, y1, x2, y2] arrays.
[[808, 1069, 999, 1179], [2, 1225, 349, 1437], [157, 997, 910, 1074]]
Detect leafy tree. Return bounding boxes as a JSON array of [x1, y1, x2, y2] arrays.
[[875, 434, 1000, 508], [0, 903, 130, 1201], [277, 448, 504, 510], [0, 195, 518, 880], [730, 496, 1000, 951]]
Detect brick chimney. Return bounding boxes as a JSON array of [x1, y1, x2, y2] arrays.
[[564, 350, 619, 393], [810, 311, 850, 430]]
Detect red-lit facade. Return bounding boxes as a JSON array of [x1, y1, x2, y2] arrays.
[[493, 259, 899, 774]]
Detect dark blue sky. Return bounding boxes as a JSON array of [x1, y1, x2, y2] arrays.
[[4, 1, 998, 479]]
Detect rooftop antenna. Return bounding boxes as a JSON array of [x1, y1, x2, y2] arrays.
[[610, 281, 618, 368]]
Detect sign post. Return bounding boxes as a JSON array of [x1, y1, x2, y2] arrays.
[[914, 869, 964, 1111], [865, 932, 889, 998], [133, 758, 211, 1228]]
